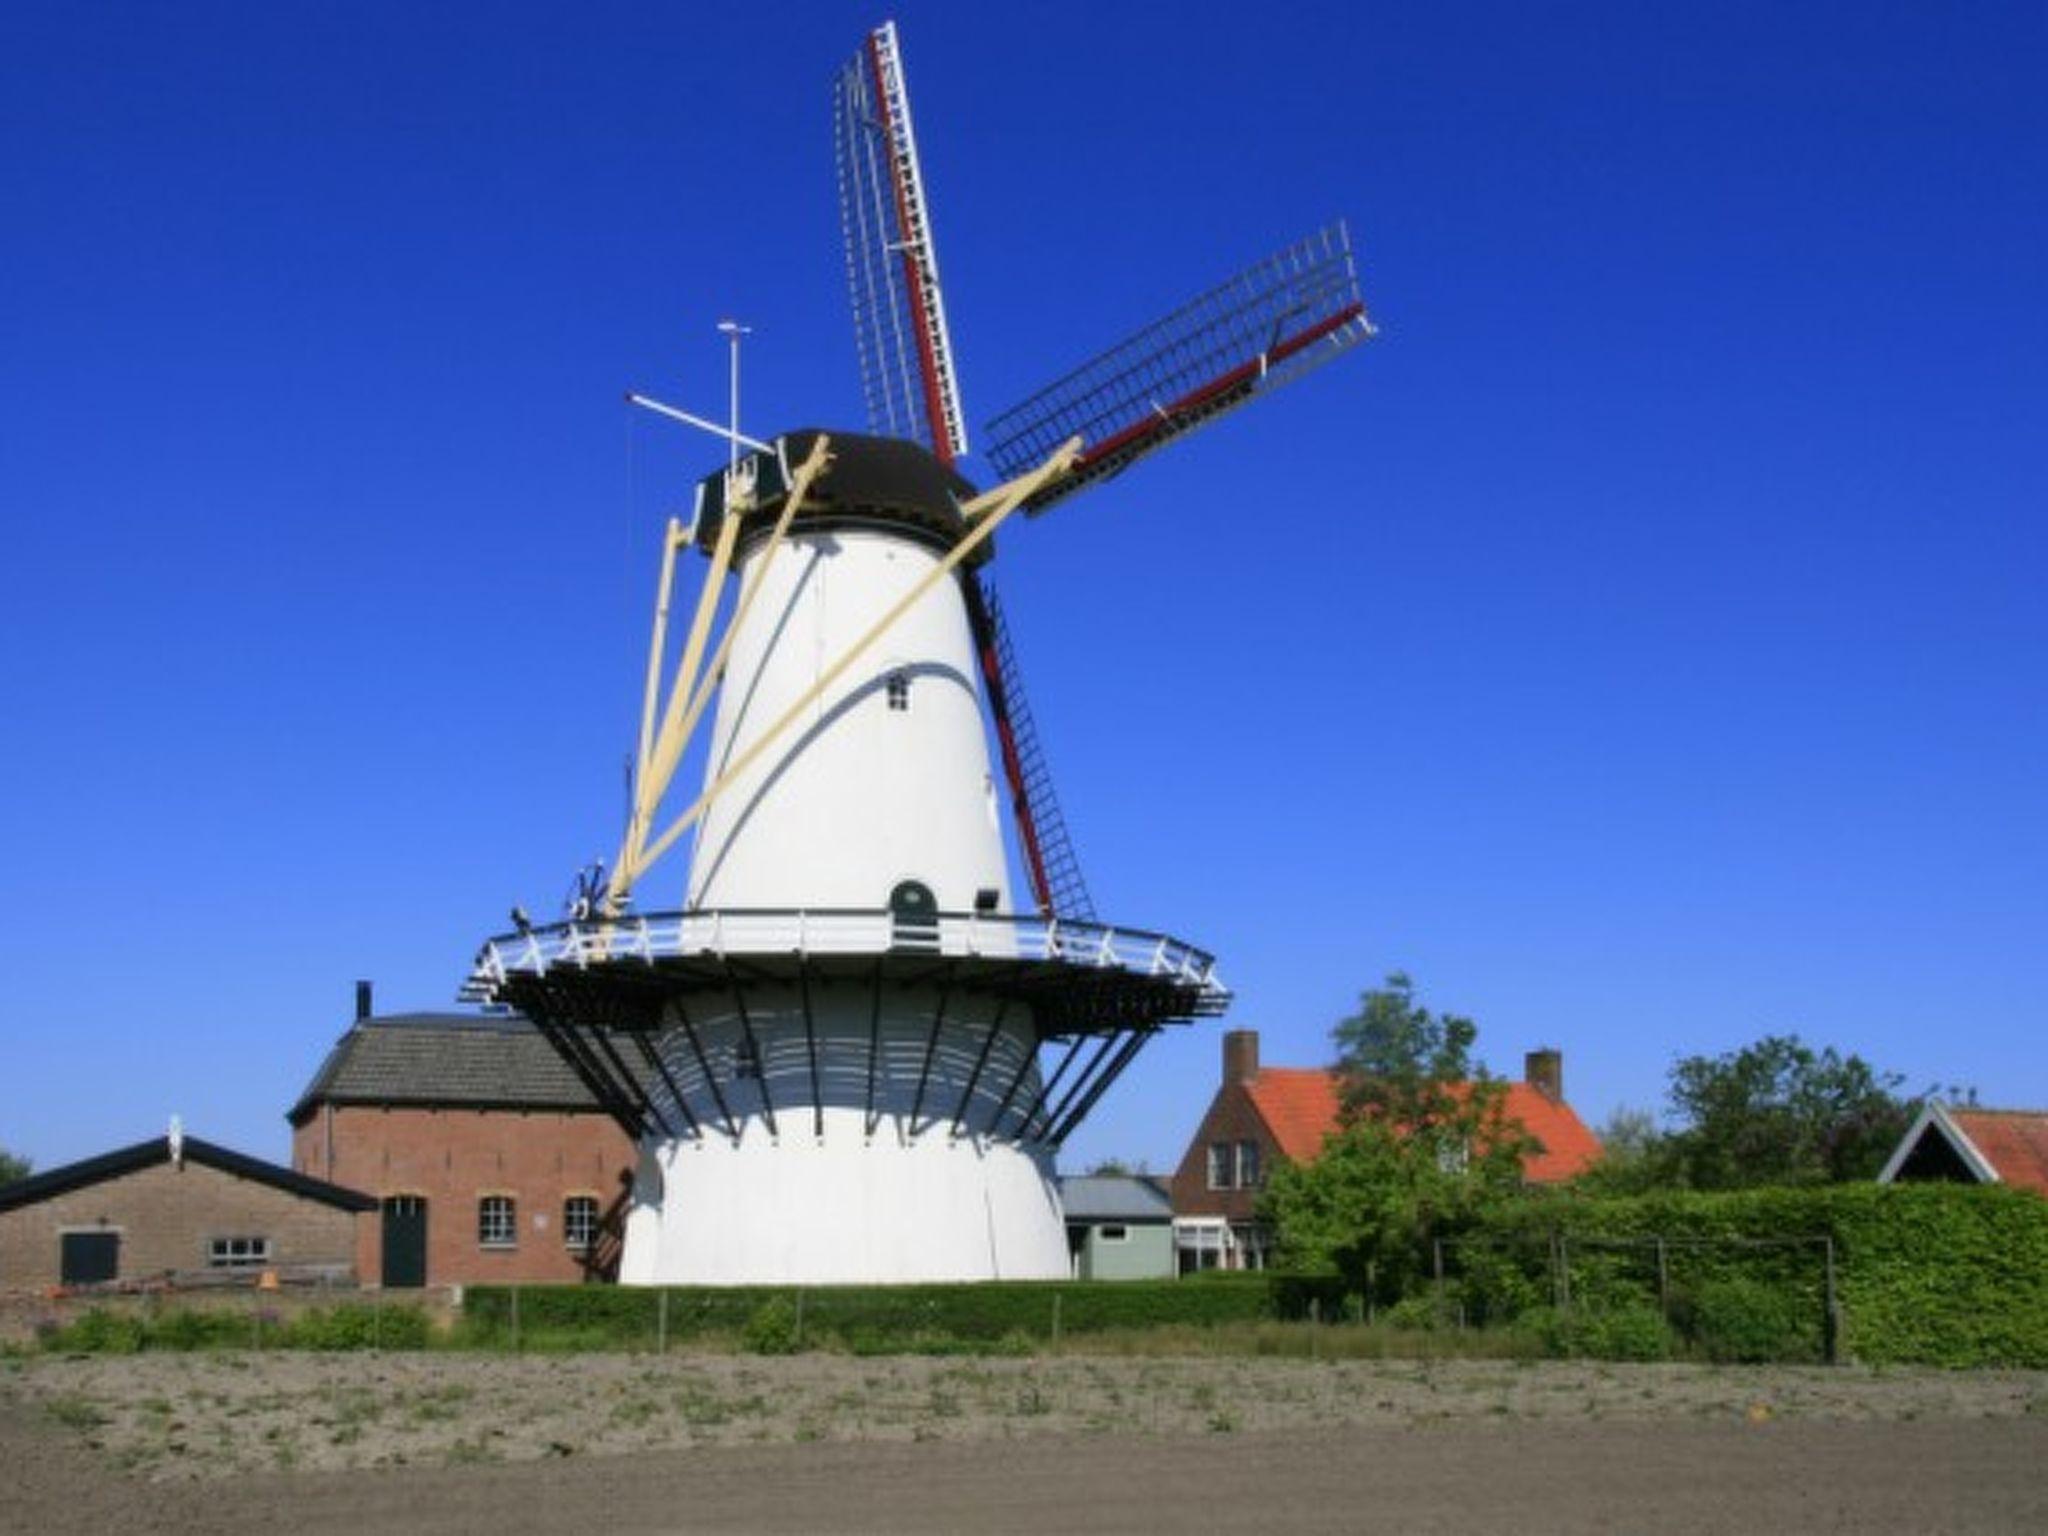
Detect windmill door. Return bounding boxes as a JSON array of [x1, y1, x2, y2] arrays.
[[381, 1196, 428, 1288], [59, 1231, 120, 1285]]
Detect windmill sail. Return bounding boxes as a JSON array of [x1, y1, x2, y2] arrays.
[[963, 573, 1097, 923], [983, 222, 1371, 512], [833, 21, 969, 463]]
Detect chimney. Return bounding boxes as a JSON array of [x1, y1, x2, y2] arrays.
[[1525, 1047, 1562, 1103], [354, 979, 374, 1022], [1223, 1029, 1260, 1087]]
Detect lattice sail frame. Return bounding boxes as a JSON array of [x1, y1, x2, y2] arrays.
[[833, 20, 969, 462], [984, 221, 1371, 512]]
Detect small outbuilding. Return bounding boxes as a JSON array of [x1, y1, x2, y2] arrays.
[[0, 1127, 375, 1290], [1059, 1174, 1175, 1280], [1878, 1102, 2048, 1195]]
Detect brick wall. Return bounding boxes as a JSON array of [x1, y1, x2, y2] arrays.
[[0, 1160, 363, 1289], [1169, 1083, 1275, 1223], [292, 1105, 635, 1286]]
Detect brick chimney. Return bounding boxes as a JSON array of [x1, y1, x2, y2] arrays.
[[355, 979, 374, 1023], [1525, 1047, 1562, 1102], [1223, 1029, 1260, 1087]]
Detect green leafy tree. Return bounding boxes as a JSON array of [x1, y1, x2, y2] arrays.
[[1660, 1034, 1914, 1189], [0, 1145, 30, 1186], [1264, 974, 1532, 1299], [1573, 1104, 1679, 1194]]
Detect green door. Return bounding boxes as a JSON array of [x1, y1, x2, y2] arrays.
[[60, 1231, 119, 1284], [381, 1196, 428, 1287]]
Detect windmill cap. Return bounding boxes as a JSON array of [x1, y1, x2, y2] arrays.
[[694, 429, 985, 561]]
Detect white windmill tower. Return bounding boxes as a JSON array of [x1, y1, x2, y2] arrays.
[[465, 19, 1372, 1285]]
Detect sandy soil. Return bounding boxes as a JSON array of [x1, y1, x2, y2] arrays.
[[2, 1353, 2044, 1534]]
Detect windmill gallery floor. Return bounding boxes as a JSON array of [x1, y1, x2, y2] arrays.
[[3, 1355, 2044, 1534]]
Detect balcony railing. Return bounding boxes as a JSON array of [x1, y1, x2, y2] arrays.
[[467, 907, 1225, 1010]]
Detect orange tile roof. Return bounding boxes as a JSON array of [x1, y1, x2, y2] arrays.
[[1949, 1109, 2048, 1196], [1242, 1067, 1602, 1183]]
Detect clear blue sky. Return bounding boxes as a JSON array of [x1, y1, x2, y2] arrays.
[[3, 2, 2043, 1175]]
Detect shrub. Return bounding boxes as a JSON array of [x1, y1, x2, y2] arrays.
[[285, 1304, 432, 1352], [740, 1296, 800, 1355], [46, 1309, 146, 1354], [1380, 1296, 1440, 1332], [1689, 1277, 1815, 1364], [148, 1309, 249, 1351], [1517, 1302, 1673, 1361]]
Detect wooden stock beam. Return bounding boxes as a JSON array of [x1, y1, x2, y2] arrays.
[[632, 437, 1081, 881]]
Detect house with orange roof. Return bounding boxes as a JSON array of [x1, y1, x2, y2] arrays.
[[1878, 1102, 2048, 1195], [1167, 1029, 1602, 1271]]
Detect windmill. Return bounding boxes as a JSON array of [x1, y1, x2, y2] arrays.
[[464, 19, 1371, 1284]]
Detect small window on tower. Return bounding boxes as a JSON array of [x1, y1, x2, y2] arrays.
[[886, 670, 910, 712]]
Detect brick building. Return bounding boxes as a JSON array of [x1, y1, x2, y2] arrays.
[[1169, 1029, 1602, 1271], [288, 992, 635, 1287], [0, 1129, 374, 1289]]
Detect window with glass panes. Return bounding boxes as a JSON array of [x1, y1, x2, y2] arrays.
[[207, 1235, 272, 1269], [478, 1195, 517, 1247], [563, 1195, 599, 1251]]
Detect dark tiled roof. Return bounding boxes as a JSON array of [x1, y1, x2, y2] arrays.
[[1058, 1174, 1173, 1222], [287, 1013, 603, 1125], [0, 1135, 376, 1214]]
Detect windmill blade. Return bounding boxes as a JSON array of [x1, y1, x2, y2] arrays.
[[833, 21, 969, 463], [962, 572, 1096, 923], [983, 221, 1372, 513]]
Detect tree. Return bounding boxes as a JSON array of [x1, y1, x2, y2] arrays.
[[1572, 1104, 1678, 1195], [1330, 972, 1531, 1178], [0, 1145, 30, 1187], [1659, 1034, 1914, 1189], [1265, 973, 1532, 1298]]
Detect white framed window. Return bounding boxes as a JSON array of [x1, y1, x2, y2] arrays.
[[1098, 1224, 1128, 1242], [478, 1195, 517, 1248], [207, 1235, 272, 1269], [885, 670, 910, 712], [1236, 1140, 1262, 1189], [1207, 1141, 1232, 1190], [563, 1195, 599, 1251]]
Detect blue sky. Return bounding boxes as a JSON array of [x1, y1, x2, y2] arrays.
[[2, 2, 2043, 1175]]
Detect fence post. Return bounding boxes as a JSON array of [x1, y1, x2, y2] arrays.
[[511, 1285, 522, 1353], [1432, 1238, 1446, 1324], [657, 1288, 669, 1356], [1051, 1291, 1063, 1351], [1655, 1237, 1670, 1322], [1366, 1260, 1377, 1326], [251, 1290, 261, 1351], [794, 1288, 806, 1350], [1822, 1237, 1840, 1365]]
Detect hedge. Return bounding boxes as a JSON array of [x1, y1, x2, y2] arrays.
[[460, 1274, 1280, 1351], [1447, 1183, 2048, 1367], [36, 1302, 434, 1354]]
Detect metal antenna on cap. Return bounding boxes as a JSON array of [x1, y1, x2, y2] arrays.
[[717, 318, 752, 484]]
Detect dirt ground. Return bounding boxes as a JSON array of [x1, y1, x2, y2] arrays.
[[3, 1353, 2044, 1534]]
